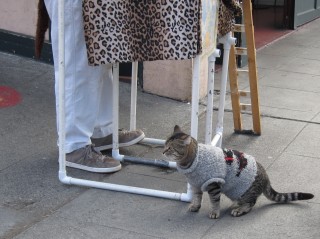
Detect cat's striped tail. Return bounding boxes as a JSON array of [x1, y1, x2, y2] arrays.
[[264, 183, 314, 203]]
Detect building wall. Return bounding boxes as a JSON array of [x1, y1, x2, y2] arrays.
[[0, 0, 38, 37], [0, 0, 52, 62], [143, 58, 209, 102]]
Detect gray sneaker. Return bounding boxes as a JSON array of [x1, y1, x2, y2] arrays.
[[92, 129, 145, 151], [66, 145, 121, 173]]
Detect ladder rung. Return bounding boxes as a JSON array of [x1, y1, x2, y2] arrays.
[[235, 47, 247, 55], [240, 103, 252, 111], [234, 24, 245, 32], [239, 91, 251, 97], [237, 69, 249, 75]]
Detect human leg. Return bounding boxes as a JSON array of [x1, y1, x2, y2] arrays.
[[44, 0, 144, 172], [90, 64, 145, 151], [44, 0, 121, 172], [45, 0, 107, 153]]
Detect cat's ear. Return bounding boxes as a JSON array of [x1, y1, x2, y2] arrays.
[[183, 135, 192, 145], [174, 125, 182, 133]]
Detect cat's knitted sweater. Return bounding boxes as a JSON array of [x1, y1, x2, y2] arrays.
[[177, 144, 257, 200]]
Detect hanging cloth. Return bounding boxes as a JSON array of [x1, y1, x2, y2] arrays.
[[82, 0, 202, 65], [218, 0, 242, 37]]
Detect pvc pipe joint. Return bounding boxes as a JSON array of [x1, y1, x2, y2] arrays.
[[180, 193, 192, 202], [208, 49, 221, 62], [218, 33, 237, 50], [112, 150, 124, 161], [59, 171, 72, 185], [181, 183, 193, 202]]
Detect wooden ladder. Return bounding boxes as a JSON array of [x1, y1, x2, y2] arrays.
[[228, 0, 261, 135]]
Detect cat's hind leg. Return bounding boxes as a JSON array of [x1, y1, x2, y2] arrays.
[[189, 186, 203, 212], [231, 170, 265, 216]]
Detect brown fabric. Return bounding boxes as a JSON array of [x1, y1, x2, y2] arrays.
[[218, 0, 242, 37], [82, 0, 202, 65]]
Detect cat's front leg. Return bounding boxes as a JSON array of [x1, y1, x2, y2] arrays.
[[188, 186, 203, 212], [207, 183, 221, 219]]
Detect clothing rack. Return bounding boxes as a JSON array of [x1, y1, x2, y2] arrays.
[[57, 0, 236, 202]]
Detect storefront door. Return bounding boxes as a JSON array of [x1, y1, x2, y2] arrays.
[[293, 0, 320, 28]]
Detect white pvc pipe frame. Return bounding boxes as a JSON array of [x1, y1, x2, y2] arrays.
[[57, 0, 236, 202]]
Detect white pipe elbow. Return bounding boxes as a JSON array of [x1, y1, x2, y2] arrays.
[[180, 193, 192, 202], [59, 171, 72, 185], [112, 150, 124, 161]]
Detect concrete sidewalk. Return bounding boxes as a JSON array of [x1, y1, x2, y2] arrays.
[[1, 18, 320, 239]]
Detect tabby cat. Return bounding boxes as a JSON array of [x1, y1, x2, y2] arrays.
[[163, 125, 314, 219]]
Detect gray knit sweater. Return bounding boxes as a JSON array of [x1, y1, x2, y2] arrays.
[[177, 144, 257, 200]]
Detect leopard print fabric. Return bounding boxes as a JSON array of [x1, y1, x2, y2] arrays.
[[218, 0, 242, 37], [82, 0, 202, 65]]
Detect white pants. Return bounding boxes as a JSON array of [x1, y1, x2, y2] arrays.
[[45, 0, 113, 153]]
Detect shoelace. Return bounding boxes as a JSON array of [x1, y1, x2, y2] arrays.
[[119, 128, 135, 137], [119, 128, 128, 134]]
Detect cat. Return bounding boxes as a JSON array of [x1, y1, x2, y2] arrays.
[[35, 0, 49, 59], [163, 125, 314, 219]]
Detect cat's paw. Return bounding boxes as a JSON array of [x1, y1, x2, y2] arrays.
[[231, 207, 251, 217], [208, 210, 220, 219], [188, 204, 201, 212]]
